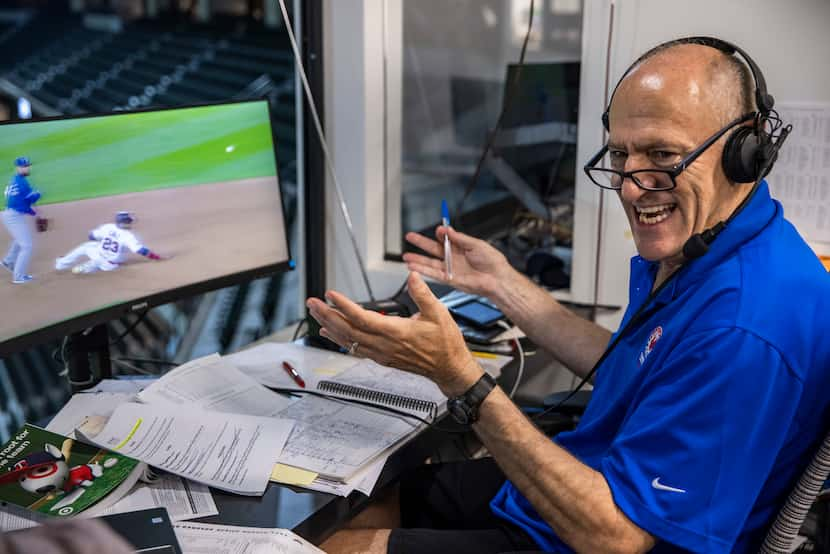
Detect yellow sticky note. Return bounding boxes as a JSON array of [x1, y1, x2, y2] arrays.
[[313, 367, 341, 376], [471, 351, 498, 359], [271, 464, 318, 486]]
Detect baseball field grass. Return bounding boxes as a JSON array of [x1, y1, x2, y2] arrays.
[[0, 100, 278, 205]]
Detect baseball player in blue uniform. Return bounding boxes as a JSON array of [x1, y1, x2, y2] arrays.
[[2, 157, 41, 284]]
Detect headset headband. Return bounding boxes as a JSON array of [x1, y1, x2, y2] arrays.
[[602, 36, 774, 131]]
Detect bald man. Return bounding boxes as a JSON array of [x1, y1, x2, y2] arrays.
[[309, 39, 830, 553]]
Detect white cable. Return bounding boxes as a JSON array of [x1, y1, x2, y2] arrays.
[[497, 321, 524, 399], [276, 0, 376, 301]]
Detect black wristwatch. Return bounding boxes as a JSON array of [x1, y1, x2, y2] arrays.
[[447, 373, 497, 425]]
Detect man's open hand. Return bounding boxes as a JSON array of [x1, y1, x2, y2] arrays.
[[307, 272, 483, 397]]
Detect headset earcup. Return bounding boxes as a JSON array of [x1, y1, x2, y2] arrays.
[[722, 126, 761, 183]]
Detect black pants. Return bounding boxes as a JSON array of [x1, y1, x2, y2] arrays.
[[387, 458, 542, 554]]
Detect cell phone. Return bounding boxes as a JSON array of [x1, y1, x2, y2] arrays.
[[449, 299, 504, 328]]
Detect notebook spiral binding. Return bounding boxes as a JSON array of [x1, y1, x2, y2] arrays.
[[318, 381, 438, 416]]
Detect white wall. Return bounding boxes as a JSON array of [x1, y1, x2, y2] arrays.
[[323, 0, 830, 309]]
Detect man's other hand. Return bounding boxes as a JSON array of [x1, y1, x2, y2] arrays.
[[403, 226, 513, 299]]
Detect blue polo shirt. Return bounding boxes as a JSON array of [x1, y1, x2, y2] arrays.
[[491, 181, 830, 552]]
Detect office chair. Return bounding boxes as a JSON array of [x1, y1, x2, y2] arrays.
[[528, 389, 592, 436], [759, 428, 830, 553]]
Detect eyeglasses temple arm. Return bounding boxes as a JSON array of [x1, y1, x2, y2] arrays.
[[672, 112, 756, 174], [584, 144, 609, 174]]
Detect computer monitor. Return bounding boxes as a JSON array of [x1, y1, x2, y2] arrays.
[[498, 61, 580, 202], [0, 99, 292, 356]]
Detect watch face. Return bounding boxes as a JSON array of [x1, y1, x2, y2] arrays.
[[447, 398, 470, 425]]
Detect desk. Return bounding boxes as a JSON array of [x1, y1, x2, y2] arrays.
[[190, 351, 533, 546]]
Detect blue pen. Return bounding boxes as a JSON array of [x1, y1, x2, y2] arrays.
[[441, 200, 453, 280]]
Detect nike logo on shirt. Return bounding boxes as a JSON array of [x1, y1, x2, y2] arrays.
[[651, 477, 686, 493]]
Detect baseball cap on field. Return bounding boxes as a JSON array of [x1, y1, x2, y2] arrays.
[[14, 157, 30, 167], [115, 211, 134, 226]]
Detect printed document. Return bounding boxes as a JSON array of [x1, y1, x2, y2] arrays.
[[173, 522, 324, 554], [99, 473, 217, 521], [138, 353, 292, 416], [89, 402, 293, 495]]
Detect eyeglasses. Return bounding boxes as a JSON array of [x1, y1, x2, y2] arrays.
[[583, 113, 755, 191]]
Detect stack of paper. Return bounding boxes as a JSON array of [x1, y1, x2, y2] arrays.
[[135, 349, 421, 495], [224, 341, 511, 496], [36, 342, 512, 501]]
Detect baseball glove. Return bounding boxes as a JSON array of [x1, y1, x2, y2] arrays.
[[36, 217, 48, 233]]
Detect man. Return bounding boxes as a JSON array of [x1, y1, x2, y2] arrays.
[[308, 40, 830, 553], [2, 157, 41, 284], [55, 211, 166, 275]]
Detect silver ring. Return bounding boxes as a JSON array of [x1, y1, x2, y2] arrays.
[[347, 341, 359, 356]]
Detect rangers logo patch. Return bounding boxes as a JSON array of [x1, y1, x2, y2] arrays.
[[638, 326, 663, 365]]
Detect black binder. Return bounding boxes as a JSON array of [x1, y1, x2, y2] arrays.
[[99, 507, 182, 554]]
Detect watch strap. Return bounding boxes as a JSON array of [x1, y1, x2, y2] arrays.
[[450, 372, 497, 424]]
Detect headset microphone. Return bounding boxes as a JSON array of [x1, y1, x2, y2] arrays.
[[682, 222, 726, 259]]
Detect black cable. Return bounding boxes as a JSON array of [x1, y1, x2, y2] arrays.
[[291, 318, 307, 341], [531, 266, 683, 422], [109, 307, 151, 346], [456, 0, 536, 224]]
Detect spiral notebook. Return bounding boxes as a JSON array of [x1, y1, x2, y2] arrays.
[[317, 380, 439, 418], [315, 361, 447, 419]]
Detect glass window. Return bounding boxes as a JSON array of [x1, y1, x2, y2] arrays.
[[385, 0, 583, 291]]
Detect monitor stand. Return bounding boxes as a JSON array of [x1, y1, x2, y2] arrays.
[[65, 325, 112, 392]]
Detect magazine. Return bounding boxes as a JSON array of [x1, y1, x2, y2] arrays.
[[0, 424, 144, 518]]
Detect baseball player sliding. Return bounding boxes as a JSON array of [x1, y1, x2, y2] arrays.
[[55, 211, 167, 274], [2, 157, 41, 284]]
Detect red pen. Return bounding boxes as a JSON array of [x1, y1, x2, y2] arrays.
[[282, 361, 306, 388]]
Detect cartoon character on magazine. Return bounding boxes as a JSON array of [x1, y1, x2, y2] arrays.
[[0, 438, 118, 514]]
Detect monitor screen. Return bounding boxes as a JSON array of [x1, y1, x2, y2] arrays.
[[0, 100, 291, 355], [501, 61, 580, 129]]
